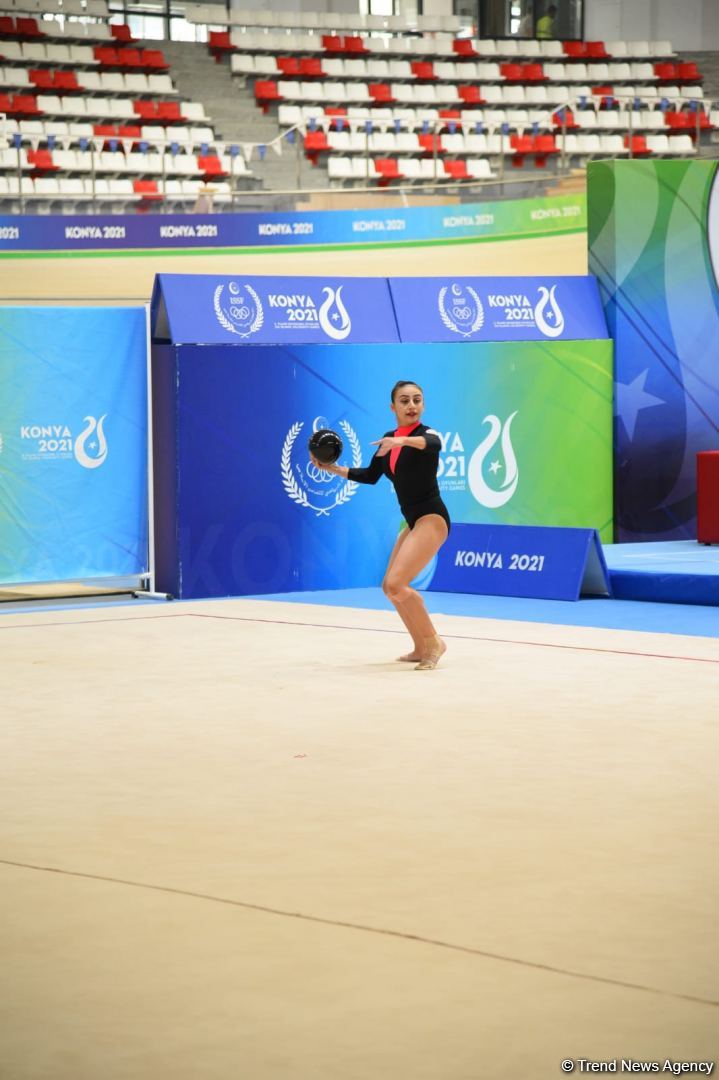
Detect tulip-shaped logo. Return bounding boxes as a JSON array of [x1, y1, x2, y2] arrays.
[[74, 414, 108, 469], [467, 412, 519, 508], [534, 285, 565, 338], [318, 286, 352, 340]]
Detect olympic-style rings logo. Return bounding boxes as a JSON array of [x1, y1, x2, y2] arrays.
[[305, 461, 335, 483]]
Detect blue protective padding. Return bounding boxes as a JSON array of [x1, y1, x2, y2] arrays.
[[426, 523, 609, 601], [604, 541, 719, 606], [248, 586, 719, 638]]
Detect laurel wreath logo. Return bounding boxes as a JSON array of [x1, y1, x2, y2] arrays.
[[438, 285, 484, 337], [213, 283, 264, 338], [281, 419, 362, 516]]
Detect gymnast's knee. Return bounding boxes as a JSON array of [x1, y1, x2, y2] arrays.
[[384, 574, 412, 604]]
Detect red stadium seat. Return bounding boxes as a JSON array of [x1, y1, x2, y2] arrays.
[[344, 35, 368, 54], [53, 70, 80, 92], [133, 178, 163, 203], [458, 85, 484, 104], [452, 39, 477, 57], [500, 63, 523, 81], [156, 100, 183, 122], [585, 41, 608, 58], [439, 109, 461, 120], [118, 124, 141, 139], [27, 148, 57, 171], [16, 17, 42, 37], [111, 23, 136, 43], [562, 41, 587, 58], [522, 63, 546, 82], [12, 94, 40, 115], [443, 159, 469, 180], [304, 129, 329, 163], [418, 133, 444, 154], [552, 107, 578, 129], [29, 69, 54, 90], [0, 92, 12, 113], [94, 46, 119, 66], [532, 133, 558, 166], [374, 157, 402, 183], [321, 35, 342, 52], [93, 123, 118, 136], [411, 61, 436, 80], [0, 16, 16, 35], [299, 57, 324, 77], [277, 56, 301, 76], [624, 134, 651, 156], [197, 155, 227, 177], [591, 85, 614, 98], [369, 82, 394, 102], [254, 80, 281, 111], [142, 50, 170, 71], [677, 62, 702, 83], [510, 133, 533, 166], [133, 100, 157, 120], [654, 63, 678, 81], [117, 48, 142, 69], [208, 30, 231, 58]]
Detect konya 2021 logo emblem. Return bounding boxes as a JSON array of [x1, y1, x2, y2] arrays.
[[74, 414, 108, 469], [318, 286, 351, 340], [281, 416, 362, 516], [19, 415, 108, 469], [213, 281, 264, 337], [468, 412, 519, 508], [438, 283, 484, 337], [534, 285, 564, 338]]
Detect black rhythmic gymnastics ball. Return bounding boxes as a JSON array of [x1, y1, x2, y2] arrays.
[[308, 428, 343, 464]]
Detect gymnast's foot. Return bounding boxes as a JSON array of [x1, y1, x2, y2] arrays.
[[397, 649, 423, 662], [415, 636, 447, 671]]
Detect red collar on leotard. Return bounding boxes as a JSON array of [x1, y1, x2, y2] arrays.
[[390, 421, 421, 474]]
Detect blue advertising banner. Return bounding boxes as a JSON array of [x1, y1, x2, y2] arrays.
[[390, 276, 608, 343], [0, 193, 586, 253], [152, 337, 612, 599], [424, 523, 610, 600], [0, 306, 148, 584], [151, 274, 399, 345]]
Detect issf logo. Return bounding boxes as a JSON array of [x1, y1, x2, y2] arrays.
[[281, 415, 362, 516], [438, 283, 484, 337], [213, 281, 264, 337]]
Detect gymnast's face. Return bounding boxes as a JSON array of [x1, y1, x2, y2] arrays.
[[391, 385, 424, 427]]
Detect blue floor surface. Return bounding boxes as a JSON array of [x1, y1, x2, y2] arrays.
[[250, 587, 719, 639]]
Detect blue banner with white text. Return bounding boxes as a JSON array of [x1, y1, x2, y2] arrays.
[[0, 306, 148, 584], [390, 276, 608, 343], [152, 274, 399, 345], [0, 193, 586, 253]]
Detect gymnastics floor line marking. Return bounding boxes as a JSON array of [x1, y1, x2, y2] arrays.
[[188, 613, 719, 667], [1, 858, 717, 1009]]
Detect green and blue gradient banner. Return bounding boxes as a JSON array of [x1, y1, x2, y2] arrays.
[[153, 339, 613, 599], [0, 307, 149, 584], [588, 160, 719, 541], [0, 193, 586, 253]]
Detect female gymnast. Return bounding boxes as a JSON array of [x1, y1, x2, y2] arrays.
[[311, 381, 450, 670]]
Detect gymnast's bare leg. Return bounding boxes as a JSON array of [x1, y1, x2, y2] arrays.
[[382, 514, 449, 670]]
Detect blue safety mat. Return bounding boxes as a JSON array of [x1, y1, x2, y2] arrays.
[[604, 541, 719, 606], [248, 586, 719, 639]]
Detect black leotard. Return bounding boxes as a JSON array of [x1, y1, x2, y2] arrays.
[[347, 422, 451, 531]]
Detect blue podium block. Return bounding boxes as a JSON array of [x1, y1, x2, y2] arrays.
[[426, 523, 611, 601]]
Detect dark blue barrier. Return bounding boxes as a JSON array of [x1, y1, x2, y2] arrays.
[[151, 273, 399, 344], [425, 523, 610, 600], [389, 276, 608, 342]]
